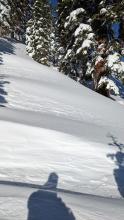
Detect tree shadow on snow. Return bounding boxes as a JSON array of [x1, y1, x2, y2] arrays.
[[0, 38, 15, 58], [0, 52, 3, 65], [0, 38, 12, 106], [27, 172, 76, 220], [107, 135, 124, 197], [110, 76, 124, 99], [0, 75, 9, 107]]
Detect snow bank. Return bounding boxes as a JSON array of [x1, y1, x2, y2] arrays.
[[0, 38, 124, 199]]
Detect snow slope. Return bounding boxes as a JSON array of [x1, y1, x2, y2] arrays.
[[0, 184, 124, 220], [0, 38, 124, 219]]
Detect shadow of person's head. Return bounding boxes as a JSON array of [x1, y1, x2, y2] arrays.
[[43, 172, 58, 189], [27, 172, 75, 220]]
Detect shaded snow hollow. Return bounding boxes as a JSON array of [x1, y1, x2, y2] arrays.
[[0, 37, 124, 202]]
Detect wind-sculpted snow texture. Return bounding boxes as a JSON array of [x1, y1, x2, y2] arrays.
[[0, 38, 124, 219]]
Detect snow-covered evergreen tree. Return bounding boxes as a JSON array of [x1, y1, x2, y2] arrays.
[[91, 0, 124, 94], [57, 0, 124, 97], [26, 0, 52, 65], [0, 1, 8, 36], [0, 0, 30, 40], [57, 1, 95, 83]]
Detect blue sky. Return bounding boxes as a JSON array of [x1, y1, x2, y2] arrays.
[[112, 22, 120, 39], [50, 0, 58, 6]]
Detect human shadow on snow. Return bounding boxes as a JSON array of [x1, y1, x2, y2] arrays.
[[27, 172, 76, 220], [107, 135, 124, 197]]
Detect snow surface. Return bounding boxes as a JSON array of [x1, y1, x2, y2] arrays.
[[0, 38, 124, 219], [0, 184, 124, 220]]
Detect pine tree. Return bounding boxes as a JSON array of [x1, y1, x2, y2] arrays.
[[91, 0, 124, 94], [0, 0, 31, 41], [26, 0, 52, 65], [0, 0, 10, 36], [57, 0, 95, 82], [57, 0, 124, 97]]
